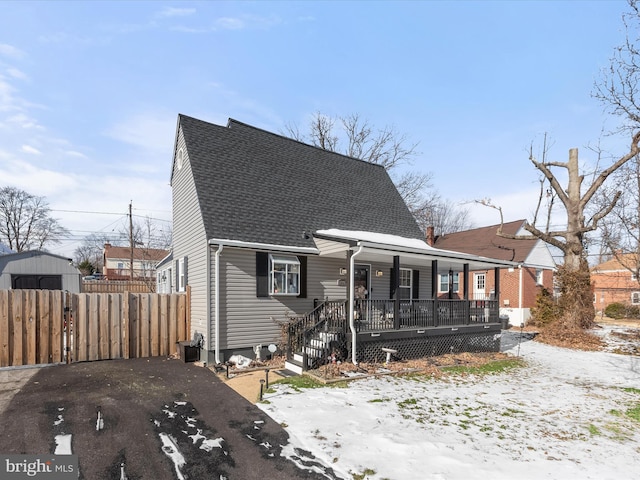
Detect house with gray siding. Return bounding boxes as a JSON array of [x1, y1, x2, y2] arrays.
[[167, 115, 516, 371], [0, 251, 81, 292]]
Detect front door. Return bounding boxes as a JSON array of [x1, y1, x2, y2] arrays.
[[354, 264, 370, 322], [354, 264, 370, 299]]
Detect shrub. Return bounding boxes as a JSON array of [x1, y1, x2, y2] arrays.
[[605, 303, 627, 319], [529, 287, 560, 327], [605, 303, 640, 319]]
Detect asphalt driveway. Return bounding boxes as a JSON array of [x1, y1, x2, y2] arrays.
[[0, 358, 339, 480]]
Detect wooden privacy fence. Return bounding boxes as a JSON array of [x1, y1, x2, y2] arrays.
[[82, 280, 155, 293], [0, 288, 190, 367]]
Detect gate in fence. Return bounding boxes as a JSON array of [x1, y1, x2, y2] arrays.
[[0, 288, 190, 367]]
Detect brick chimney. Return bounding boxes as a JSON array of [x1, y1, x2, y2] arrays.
[[426, 226, 435, 246]]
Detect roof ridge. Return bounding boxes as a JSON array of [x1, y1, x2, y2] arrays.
[[224, 118, 388, 170]]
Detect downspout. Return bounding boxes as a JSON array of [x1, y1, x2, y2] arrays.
[[349, 244, 364, 365], [214, 244, 224, 364], [518, 264, 524, 326]]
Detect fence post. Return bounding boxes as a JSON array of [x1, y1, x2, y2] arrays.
[[65, 292, 72, 364]]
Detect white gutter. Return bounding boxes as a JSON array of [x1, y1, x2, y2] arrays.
[[208, 238, 318, 255], [349, 244, 364, 365], [214, 244, 224, 364]]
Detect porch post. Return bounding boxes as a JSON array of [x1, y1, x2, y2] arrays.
[[392, 255, 400, 330], [463, 263, 470, 325], [431, 260, 438, 327]]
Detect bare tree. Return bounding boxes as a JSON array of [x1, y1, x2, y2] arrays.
[[596, 152, 640, 281], [73, 232, 113, 271], [0, 186, 70, 252], [414, 192, 473, 236], [476, 1, 640, 331], [283, 111, 472, 233]]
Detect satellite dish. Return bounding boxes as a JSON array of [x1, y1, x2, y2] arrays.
[[268, 344, 277, 353]]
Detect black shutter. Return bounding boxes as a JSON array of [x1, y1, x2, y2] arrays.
[[412, 270, 419, 299], [297, 256, 307, 298], [256, 252, 269, 297]]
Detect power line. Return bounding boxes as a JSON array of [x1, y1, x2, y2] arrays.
[[51, 208, 172, 224]]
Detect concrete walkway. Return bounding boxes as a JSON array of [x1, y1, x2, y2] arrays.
[[0, 365, 44, 415]]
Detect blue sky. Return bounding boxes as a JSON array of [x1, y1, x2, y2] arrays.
[[0, 0, 631, 258]]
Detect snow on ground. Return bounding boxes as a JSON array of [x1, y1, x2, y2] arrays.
[[258, 329, 640, 480]]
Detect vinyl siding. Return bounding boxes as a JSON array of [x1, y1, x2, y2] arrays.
[[525, 240, 556, 269], [171, 127, 209, 343], [366, 263, 430, 299], [213, 250, 434, 353], [215, 248, 347, 351]]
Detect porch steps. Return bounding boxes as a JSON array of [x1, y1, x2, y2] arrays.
[[284, 359, 303, 375]]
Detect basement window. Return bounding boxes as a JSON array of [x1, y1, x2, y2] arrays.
[[270, 254, 300, 295]]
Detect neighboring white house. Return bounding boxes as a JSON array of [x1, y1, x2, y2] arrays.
[[102, 243, 169, 281]]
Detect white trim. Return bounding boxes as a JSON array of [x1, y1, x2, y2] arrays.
[[349, 246, 364, 365], [269, 254, 300, 295], [208, 238, 318, 255], [213, 244, 223, 364]]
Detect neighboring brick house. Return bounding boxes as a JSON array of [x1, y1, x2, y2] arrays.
[[591, 253, 640, 313], [430, 220, 556, 326], [102, 243, 169, 281]]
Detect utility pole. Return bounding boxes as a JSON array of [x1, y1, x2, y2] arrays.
[[129, 201, 134, 280]]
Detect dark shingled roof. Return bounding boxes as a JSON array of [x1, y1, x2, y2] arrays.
[[433, 220, 537, 263], [178, 115, 424, 248]]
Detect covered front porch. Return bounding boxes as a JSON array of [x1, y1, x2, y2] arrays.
[[285, 229, 516, 372]]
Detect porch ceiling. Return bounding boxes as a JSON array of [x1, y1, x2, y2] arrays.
[[313, 229, 518, 272]]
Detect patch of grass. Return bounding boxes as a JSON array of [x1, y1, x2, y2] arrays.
[[587, 424, 601, 436], [441, 358, 524, 375], [351, 468, 376, 479], [397, 398, 419, 409], [623, 387, 640, 395], [368, 398, 391, 403], [273, 375, 324, 391], [500, 407, 524, 417], [626, 403, 640, 422]]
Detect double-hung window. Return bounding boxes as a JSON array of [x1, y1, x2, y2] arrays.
[[439, 272, 459, 293], [399, 268, 412, 299], [632, 292, 640, 305], [270, 254, 300, 295]]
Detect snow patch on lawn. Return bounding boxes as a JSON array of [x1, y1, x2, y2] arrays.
[[259, 331, 640, 480]]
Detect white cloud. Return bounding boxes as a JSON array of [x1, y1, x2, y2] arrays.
[[214, 14, 282, 31], [157, 7, 196, 18], [21, 145, 41, 155], [6, 113, 43, 129], [7, 67, 29, 81], [215, 17, 245, 30], [103, 110, 176, 154], [64, 150, 87, 159], [0, 43, 25, 59]]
